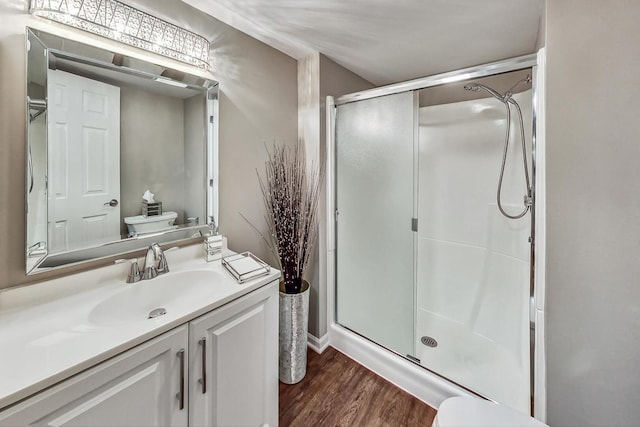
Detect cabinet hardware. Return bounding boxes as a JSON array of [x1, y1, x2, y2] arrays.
[[199, 338, 207, 394], [177, 349, 185, 410]]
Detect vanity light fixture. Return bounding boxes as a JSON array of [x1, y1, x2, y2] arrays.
[[29, 0, 211, 70], [153, 77, 189, 88]]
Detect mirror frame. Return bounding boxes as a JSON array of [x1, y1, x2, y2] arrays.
[[25, 27, 218, 275]]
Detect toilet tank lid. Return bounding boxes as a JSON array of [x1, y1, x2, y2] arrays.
[[437, 397, 548, 427], [124, 211, 178, 224]]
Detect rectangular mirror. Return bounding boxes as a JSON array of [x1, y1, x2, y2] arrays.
[[26, 27, 218, 274]]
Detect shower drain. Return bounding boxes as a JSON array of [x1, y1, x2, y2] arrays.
[[421, 336, 438, 348]]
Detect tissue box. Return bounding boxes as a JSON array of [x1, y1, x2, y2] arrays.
[[143, 201, 162, 217]]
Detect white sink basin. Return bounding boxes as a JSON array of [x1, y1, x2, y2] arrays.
[[88, 270, 225, 326]]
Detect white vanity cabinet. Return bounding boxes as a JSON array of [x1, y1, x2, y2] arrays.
[[0, 280, 279, 427], [0, 325, 189, 427], [189, 279, 278, 427]]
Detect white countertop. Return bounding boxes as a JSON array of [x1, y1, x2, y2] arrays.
[[0, 245, 279, 410]]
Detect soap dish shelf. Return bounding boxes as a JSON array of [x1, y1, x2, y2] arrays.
[[222, 252, 270, 284]]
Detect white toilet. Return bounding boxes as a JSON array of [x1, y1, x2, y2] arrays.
[[433, 397, 548, 427], [124, 211, 178, 237]]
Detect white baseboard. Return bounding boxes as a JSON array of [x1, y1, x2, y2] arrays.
[[307, 332, 330, 354], [329, 323, 472, 409]]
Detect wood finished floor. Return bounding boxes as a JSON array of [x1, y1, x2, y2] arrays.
[[279, 347, 437, 426]]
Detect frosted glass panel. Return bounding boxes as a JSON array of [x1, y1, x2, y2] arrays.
[[335, 91, 415, 357]]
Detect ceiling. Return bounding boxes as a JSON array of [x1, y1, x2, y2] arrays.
[[182, 0, 544, 85]]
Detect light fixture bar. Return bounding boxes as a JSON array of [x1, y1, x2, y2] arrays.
[[30, 0, 210, 70], [153, 77, 188, 88]]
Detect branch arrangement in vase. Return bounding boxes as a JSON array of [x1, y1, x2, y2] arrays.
[[257, 141, 323, 294]]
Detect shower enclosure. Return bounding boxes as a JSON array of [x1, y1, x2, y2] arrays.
[[330, 55, 541, 414]]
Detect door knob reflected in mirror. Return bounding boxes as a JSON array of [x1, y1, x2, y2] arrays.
[[104, 199, 119, 207]]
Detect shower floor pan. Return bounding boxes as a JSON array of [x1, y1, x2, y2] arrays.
[[415, 309, 529, 413]]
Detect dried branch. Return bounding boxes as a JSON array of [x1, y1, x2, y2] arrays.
[[238, 211, 281, 271], [253, 140, 324, 294]]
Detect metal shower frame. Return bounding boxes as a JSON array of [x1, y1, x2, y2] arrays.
[[327, 52, 543, 417]]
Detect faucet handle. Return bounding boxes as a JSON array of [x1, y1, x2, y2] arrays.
[[143, 264, 158, 280], [157, 246, 178, 275], [115, 258, 142, 283], [157, 253, 169, 274]]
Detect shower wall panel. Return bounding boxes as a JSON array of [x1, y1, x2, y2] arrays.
[[416, 91, 532, 412]]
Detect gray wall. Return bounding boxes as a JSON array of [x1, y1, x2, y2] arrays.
[[128, 4, 298, 265], [183, 94, 207, 225], [0, 0, 298, 290], [120, 86, 186, 233], [545, 1, 640, 425], [298, 52, 374, 338], [0, 1, 36, 289], [214, 28, 298, 266]]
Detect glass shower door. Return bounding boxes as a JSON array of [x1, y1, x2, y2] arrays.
[[335, 91, 416, 357], [415, 81, 533, 412], [332, 65, 536, 416]]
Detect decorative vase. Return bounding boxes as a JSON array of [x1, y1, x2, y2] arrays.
[[279, 279, 310, 384]]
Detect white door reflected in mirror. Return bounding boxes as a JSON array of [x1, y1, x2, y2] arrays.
[[47, 70, 121, 253]]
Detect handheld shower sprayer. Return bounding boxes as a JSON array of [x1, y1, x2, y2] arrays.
[[463, 75, 532, 220], [464, 74, 531, 104], [463, 83, 506, 102]]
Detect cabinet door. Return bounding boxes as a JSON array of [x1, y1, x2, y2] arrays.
[[189, 281, 278, 427], [0, 326, 188, 427]]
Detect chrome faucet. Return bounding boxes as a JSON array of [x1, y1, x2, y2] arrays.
[[142, 243, 169, 280]]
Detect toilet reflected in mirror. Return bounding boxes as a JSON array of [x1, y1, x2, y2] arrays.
[[124, 212, 178, 237]]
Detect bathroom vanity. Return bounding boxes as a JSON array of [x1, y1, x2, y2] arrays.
[[0, 246, 279, 426], [7, 19, 281, 427]]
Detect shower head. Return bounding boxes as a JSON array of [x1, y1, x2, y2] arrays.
[[463, 83, 505, 102], [504, 75, 532, 99], [464, 74, 532, 103]]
